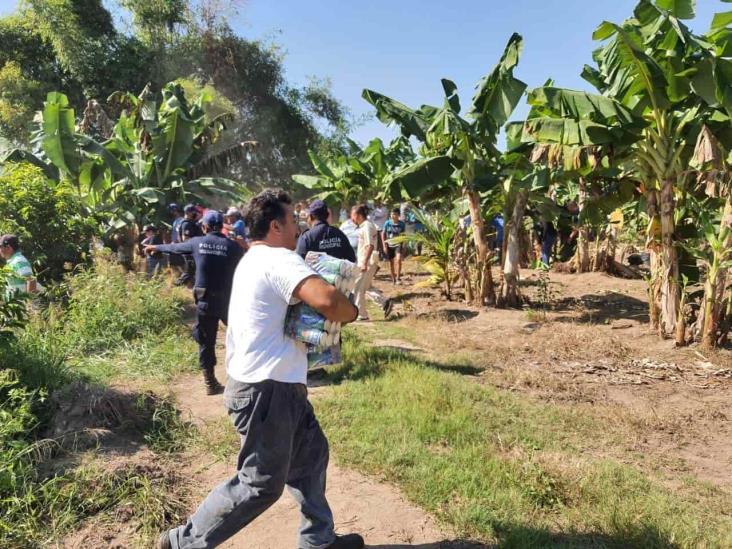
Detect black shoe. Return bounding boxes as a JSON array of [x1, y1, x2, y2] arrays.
[[382, 298, 393, 318], [157, 532, 172, 549], [203, 370, 225, 395], [324, 533, 365, 549]]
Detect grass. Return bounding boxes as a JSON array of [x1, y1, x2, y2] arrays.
[[70, 330, 198, 386], [0, 256, 200, 546], [316, 331, 732, 548], [2, 457, 188, 547]]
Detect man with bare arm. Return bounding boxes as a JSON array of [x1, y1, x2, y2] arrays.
[[159, 190, 364, 549]]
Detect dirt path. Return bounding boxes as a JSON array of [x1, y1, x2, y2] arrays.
[[168, 345, 465, 549]]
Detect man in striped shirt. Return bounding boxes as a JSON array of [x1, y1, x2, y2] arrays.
[[1, 234, 33, 295]]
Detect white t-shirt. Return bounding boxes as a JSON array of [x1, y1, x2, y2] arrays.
[[357, 220, 379, 267], [226, 245, 318, 385], [369, 207, 388, 230]]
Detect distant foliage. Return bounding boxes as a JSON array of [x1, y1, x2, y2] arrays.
[[0, 163, 98, 283]]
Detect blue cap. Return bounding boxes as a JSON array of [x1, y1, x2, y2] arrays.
[[308, 199, 328, 218], [168, 203, 180, 212], [202, 210, 224, 227], [184, 203, 197, 214]]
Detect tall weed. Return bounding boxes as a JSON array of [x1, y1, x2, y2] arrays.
[[62, 252, 188, 355]]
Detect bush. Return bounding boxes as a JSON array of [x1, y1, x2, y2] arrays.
[[61, 252, 188, 355], [0, 162, 99, 283]]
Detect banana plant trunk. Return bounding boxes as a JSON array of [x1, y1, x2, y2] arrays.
[[499, 188, 529, 308], [701, 201, 732, 348], [576, 178, 591, 272], [465, 189, 494, 306], [658, 179, 680, 340]]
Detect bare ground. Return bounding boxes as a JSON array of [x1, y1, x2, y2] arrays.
[[167, 358, 473, 549], [365, 261, 732, 491]]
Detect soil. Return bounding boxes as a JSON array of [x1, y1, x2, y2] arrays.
[[168, 359, 466, 549], [370, 261, 732, 490]]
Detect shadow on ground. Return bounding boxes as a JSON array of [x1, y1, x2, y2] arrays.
[[416, 309, 480, 323], [367, 541, 485, 549], [547, 292, 649, 324], [41, 381, 188, 460], [368, 523, 681, 548], [314, 338, 483, 387]]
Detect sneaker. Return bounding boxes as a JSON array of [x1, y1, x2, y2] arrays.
[[157, 532, 172, 549], [323, 533, 365, 549], [382, 298, 393, 318], [356, 316, 370, 322]]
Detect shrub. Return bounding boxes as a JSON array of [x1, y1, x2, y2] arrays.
[[0, 162, 99, 283], [61, 252, 188, 355]]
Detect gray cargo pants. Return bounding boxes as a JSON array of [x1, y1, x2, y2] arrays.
[[168, 379, 336, 548]]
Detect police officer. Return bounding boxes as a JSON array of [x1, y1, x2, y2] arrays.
[[295, 199, 356, 262], [176, 204, 203, 286], [145, 211, 243, 394]]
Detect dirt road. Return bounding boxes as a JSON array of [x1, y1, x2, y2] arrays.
[[169, 355, 469, 549]]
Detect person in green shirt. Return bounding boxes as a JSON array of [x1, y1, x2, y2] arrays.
[[1, 234, 34, 295]]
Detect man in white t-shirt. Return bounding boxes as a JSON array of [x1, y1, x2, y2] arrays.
[[351, 204, 379, 321], [160, 190, 363, 549], [368, 202, 388, 260]]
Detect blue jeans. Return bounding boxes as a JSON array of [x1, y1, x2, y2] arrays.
[[541, 230, 557, 265], [168, 380, 335, 548]]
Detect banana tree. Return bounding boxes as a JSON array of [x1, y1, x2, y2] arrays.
[[524, 1, 730, 341], [359, 136, 417, 202], [24, 83, 252, 232], [363, 33, 527, 306], [292, 146, 373, 209], [391, 209, 458, 299], [686, 122, 732, 347], [520, 87, 645, 272]]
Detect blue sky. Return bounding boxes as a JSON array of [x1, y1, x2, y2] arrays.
[[237, 0, 720, 145], [0, 0, 722, 146]]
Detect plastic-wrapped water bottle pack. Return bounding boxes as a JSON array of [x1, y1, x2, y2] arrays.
[[285, 252, 358, 368]]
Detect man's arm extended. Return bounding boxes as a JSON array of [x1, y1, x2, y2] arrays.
[[145, 240, 195, 255], [293, 276, 358, 323]]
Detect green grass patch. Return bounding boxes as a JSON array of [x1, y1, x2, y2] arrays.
[[70, 330, 198, 385], [2, 457, 187, 547], [317, 331, 732, 548]]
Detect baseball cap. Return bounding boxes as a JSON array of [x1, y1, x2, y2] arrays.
[[168, 203, 180, 212], [184, 203, 197, 214], [0, 234, 18, 249], [225, 207, 241, 217], [202, 210, 224, 227], [308, 199, 328, 219]]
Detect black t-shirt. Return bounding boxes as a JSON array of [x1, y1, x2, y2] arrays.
[[179, 219, 203, 241], [295, 221, 356, 262]]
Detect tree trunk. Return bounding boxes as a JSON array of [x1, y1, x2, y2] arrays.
[[658, 180, 679, 339], [576, 178, 591, 272], [701, 201, 732, 347], [498, 189, 529, 308], [465, 189, 490, 305], [645, 189, 661, 331]]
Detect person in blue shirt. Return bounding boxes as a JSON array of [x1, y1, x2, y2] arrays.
[[145, 210, 244, 394], [382, 208, 406, 284], [224, 207, 249, 251], [296, 200, 356, 262]]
